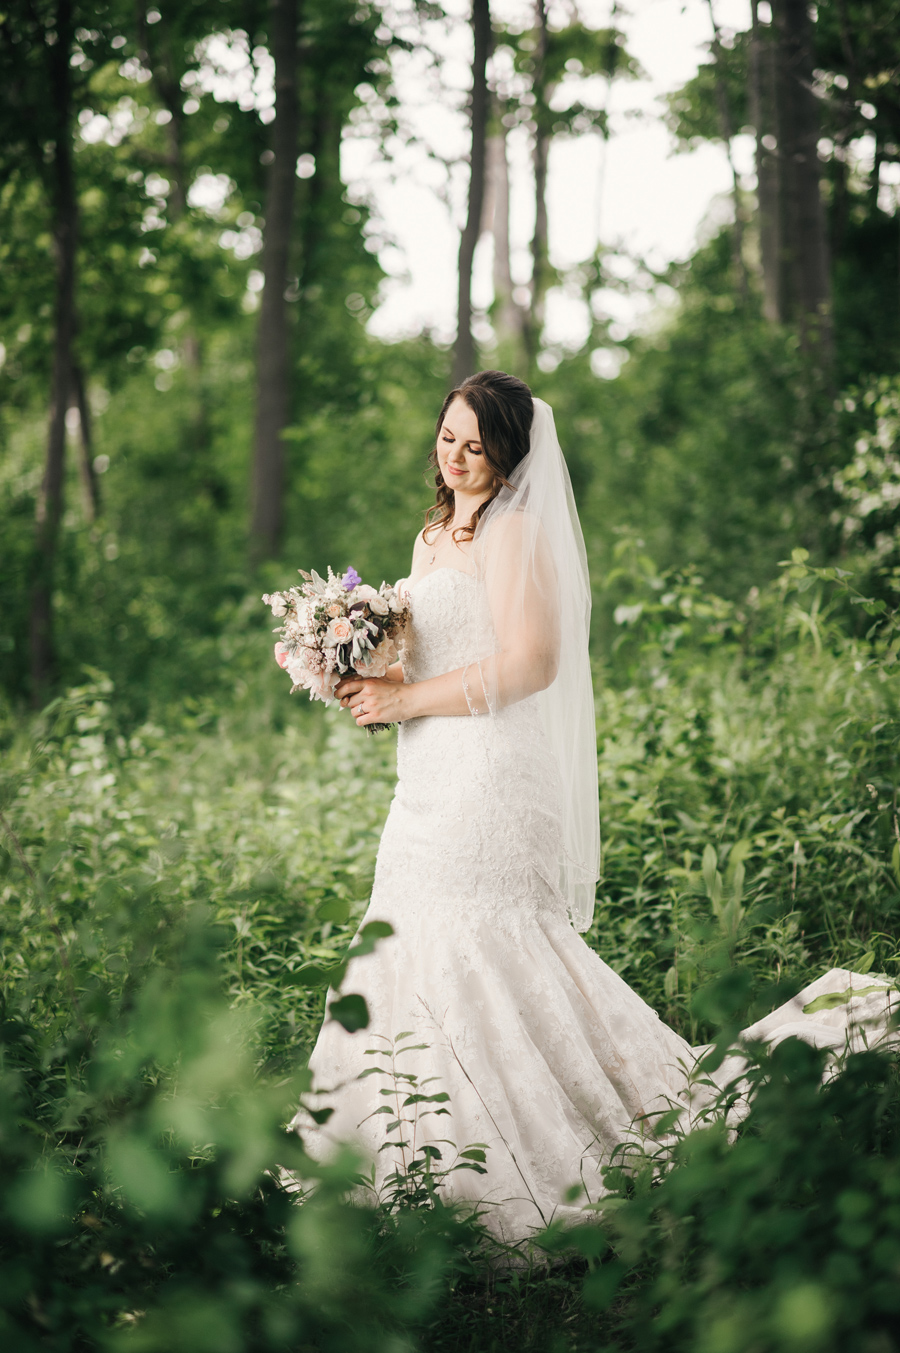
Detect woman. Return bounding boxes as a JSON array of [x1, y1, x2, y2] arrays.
[[293, 370, 894, 1246]]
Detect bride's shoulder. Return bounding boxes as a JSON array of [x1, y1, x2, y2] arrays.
[[479, 508, 549, 559], [411, 527, 428, 561]]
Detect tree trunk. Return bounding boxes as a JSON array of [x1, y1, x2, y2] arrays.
[[750, 0, 782, 321], [523, 0, 549, 365], [486, 126, 524, 346], [452, 0, 491, 389], [250, 0, 300, 561], [772, 0, 832, 357], [30, 0, 77, 702], [72, 363, 100, 522], [706, 0, 749, 300], [136, 3, 199, 367]]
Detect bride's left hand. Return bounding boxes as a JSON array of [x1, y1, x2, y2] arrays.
[[335, 675, 408, 727]]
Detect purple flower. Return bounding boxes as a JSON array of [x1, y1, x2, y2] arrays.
[[342, 566, 362, 591]]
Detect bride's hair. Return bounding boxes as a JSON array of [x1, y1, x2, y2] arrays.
[[425, 369, 534, 543]]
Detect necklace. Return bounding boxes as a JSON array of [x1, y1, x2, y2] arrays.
[[428, 524, 446, 566]]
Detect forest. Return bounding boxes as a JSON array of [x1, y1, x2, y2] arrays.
[[1, 0, 900, 1348]]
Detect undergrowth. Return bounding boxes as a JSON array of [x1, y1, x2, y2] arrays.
[[0, 553, 899, 1350]]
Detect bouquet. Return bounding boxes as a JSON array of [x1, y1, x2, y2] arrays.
[[263, 566, 410, 733]]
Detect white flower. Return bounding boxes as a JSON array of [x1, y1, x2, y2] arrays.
[[287, 658, 309, 685], [324, 616, 354, 647], [263, 593, 289, 618], [368, 594, 389, 616], [353, 584, 379, 602], [306, 669, 340, 703]]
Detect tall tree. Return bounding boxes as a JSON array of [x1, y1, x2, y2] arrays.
[[250, 0, 300, 560], [30, 0, 78, 699], [71, 362, 100, 522], [525, 0, 550, 365], [453, 0, 491, 388], [484, 121, 525, 348], [706, 0, 749, 300], [772, 0, 832, 357], [508, 14, 636, 367], [749, 0, 781, 321]]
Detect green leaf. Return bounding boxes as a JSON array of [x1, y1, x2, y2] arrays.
[[802, 982, 889, 1015], [328, 992, 370, 1032], [317, 897, 351, 924], [285, 962, 345, 988], [583, 1260, 626, 1312], [346, 920, 394, 962]]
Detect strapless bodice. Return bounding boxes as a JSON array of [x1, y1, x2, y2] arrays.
[[402, 568, 494, 684]]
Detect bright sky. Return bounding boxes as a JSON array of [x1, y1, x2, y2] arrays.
[[342, 0, 753, 353]]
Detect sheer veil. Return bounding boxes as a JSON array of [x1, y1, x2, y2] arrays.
[[467, 397, 600, 931]]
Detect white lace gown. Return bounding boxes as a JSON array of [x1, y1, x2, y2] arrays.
[[297, 567, 896, 1245]]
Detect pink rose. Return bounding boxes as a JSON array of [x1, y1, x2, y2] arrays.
[[274, 643, 290, 669], [355, 644, 392, 678]]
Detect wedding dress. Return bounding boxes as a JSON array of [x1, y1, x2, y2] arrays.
[[293, 564, 896, 1247]]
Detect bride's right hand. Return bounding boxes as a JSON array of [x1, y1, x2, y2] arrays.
[[335, 675, 410, 726]]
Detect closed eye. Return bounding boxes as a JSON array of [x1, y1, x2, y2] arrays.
[[442, 434, 482, 455]]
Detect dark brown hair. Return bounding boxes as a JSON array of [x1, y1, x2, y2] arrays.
[[425, 369, 534, 543]]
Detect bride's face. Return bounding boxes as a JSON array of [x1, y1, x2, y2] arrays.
[[437, 397, 493, 500]]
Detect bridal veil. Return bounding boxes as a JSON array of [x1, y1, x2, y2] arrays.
[[465, 397, 600, 931]]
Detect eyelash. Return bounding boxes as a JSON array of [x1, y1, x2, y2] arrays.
[[442, 436, 482, 456]]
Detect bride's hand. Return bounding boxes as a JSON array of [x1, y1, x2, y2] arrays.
[[335, 675, 408, 726]]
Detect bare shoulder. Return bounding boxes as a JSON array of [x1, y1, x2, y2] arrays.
[[410, 528, 428, 567]]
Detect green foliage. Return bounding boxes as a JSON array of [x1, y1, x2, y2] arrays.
[[3, 0, 900, 1344], [591, 540, 900, 1039], [2, 534, 900, 1347], [664, 31, 750, 148], [541, 232, 821, 607], [546, 1039, 900, 1353]]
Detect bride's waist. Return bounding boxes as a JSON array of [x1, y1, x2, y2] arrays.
[[397, 696, 548, 765]]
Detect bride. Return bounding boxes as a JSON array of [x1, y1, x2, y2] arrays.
[[292, 369, 894, 1246]]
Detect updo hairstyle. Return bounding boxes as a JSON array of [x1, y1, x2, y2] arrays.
[[425, 369, 534, 543]]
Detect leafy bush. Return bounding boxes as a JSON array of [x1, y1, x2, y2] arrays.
[[1, 545, 899, 1350]]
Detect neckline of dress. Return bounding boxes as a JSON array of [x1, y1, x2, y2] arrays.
[[409, 566, 478, 593]]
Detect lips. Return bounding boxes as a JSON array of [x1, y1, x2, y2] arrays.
[[445, 464, 465, 477]]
